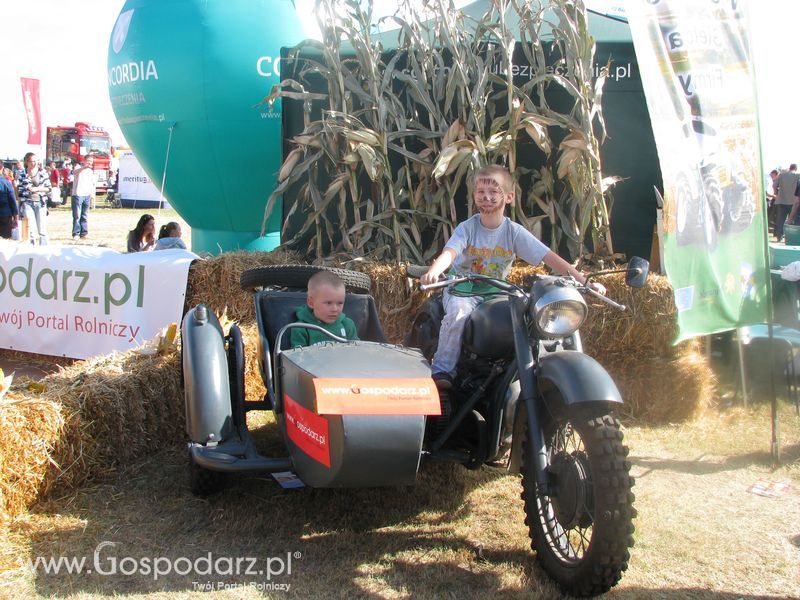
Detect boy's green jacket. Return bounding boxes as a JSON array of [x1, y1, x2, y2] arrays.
[[289, 304, 359, 348]]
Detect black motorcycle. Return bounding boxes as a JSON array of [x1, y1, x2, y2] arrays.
[[405, 258, 648, 597]]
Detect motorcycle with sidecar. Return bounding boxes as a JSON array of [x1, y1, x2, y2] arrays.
[[181, 259, 648, 597]]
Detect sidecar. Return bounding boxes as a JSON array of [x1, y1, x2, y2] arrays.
[[181, 265, 440, 494]]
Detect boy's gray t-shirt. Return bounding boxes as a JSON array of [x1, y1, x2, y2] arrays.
[[444, 214, 549, 279]]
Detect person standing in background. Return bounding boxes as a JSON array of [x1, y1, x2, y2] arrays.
[[774, 164, 800, 241], [12, 159, 24, 180], [16, 152, 51, 245], [59, 159, 72, 204], [46, 161, 62, 206], [0, 170, 18, 239], [766, 169, 779, 233], [71, 156, 96, 240]]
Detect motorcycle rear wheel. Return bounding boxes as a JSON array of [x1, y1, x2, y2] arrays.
[[522, 413, 635, 597]]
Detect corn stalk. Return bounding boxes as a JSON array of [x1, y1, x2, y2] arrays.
[[262, 0, 616, 262]]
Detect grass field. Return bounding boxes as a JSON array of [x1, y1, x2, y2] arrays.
[[2, 208, 800, 598], [28, 199, 191, 253]]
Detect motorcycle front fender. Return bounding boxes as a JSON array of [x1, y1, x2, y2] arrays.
[[536, 351, 622, 418], [507, 351, 622, 474]]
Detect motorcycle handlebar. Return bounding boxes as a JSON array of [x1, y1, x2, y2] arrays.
[[419, 273, 628, 311], [419, 276, 469, 291], [584, 286, 626, 310]]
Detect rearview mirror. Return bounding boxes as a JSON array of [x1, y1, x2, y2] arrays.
[[625, 257, 649, 288]]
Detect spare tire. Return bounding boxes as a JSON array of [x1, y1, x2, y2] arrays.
[[240, 265, 372, 294]]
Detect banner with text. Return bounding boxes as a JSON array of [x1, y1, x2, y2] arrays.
[[118, 153, 170, 207], [627, 0, 769, 342], [0, 244, 197, 359], [20, 77, 42, 145]]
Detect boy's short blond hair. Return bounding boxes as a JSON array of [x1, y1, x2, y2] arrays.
[[308, 270, 345, 295], [474, 165, 513, 192]]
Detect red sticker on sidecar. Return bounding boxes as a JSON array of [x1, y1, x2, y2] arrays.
[[313, 377, 441, 415], [284, 394, 330, 468]]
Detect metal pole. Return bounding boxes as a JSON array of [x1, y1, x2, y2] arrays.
[[736, 332, 748, 408], [744, 0, 780, 462], [769, 327, 780, 466], [157, 122, 176, 221]]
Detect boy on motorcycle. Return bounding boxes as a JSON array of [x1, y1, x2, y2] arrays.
[[420, 165, 604, 390]]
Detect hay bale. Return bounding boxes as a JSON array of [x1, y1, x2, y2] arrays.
[[240, 323, 267, 402], [606, 350, 714, 422], [582, 272, 680, 360], [349, 262, 415, 343], [0, 350, 183, 520], [580, 272, 711, 421], [0, 391, 89, 520], [185, 249, 303, 323]]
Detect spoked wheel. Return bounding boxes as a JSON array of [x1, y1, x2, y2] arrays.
[[522, 414, 635, 597]]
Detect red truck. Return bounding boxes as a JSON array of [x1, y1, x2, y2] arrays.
[[46, 122, 112, 191]]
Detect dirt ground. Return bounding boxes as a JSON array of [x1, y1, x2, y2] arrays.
[[1, 399, 797, 600]]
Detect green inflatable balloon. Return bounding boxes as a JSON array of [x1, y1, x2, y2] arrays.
[[107, 0, 305, 253]]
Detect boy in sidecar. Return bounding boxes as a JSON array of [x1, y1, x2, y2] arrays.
[[290, 271, 359, 348], [420, 165, 604, 389]]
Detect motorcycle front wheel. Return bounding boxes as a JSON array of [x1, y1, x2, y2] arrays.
[[521, 413, 635, 597]]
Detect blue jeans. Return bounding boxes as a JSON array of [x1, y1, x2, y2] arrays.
[[775, 203, 794, 240], [431, 290, 482, 376], [22, 201, 47, 245], [72, 195, 90, 237]]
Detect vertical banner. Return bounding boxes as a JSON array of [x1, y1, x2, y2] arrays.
[[628, 0, 769, 342], [20, 77, 42, 145]]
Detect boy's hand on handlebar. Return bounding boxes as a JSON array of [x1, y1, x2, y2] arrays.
[[587, 281, 607, 296], [420, 269, 441, 286]]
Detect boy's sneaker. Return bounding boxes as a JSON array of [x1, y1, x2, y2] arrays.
[[432, 372, 453, 391]]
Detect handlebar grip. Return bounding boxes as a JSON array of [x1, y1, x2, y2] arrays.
[[419, 280, 450, 291], [585, 286, 626, 311]]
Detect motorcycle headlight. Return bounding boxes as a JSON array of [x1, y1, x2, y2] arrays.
[[531, 285, 587, 338]]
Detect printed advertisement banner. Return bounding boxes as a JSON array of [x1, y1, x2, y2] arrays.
[[20, 77, 41, 145], [0, 244, 197, 359], [284, 394, 330, 468], [313, 377, 440, 415], [118, 153, 169, 206], [627, 0, 769, 342]]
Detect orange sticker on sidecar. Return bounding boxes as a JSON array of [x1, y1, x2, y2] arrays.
[[313, 377, 441, 416], [285, 394, 330, 467]]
